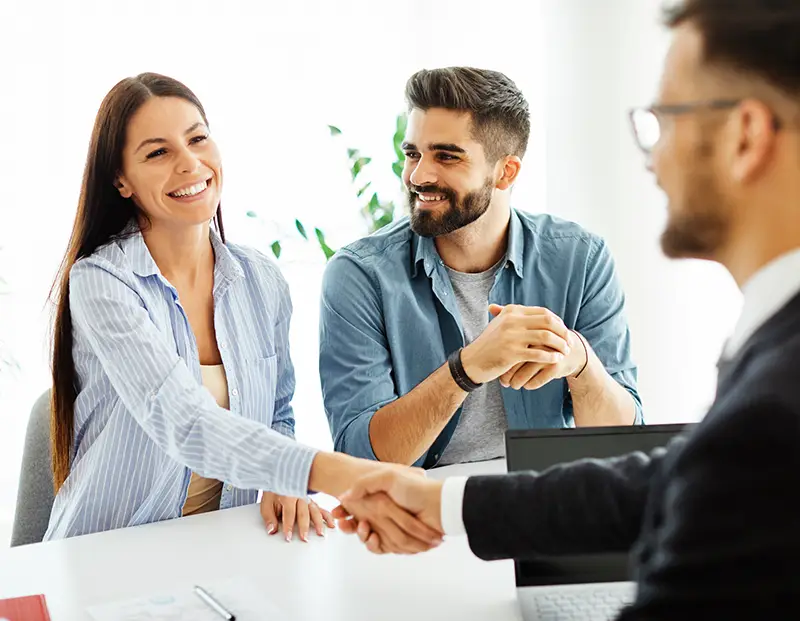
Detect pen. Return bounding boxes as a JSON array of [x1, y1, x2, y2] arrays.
[[193, 585, 236, 621]]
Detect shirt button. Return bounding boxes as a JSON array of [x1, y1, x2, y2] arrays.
[[231, 388, 239, 397], [226, 484, 233, 492], [220, 342, 227, 349]]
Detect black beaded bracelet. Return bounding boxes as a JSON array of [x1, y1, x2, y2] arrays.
[[447, 348, 483, 393], [572, 330, 589, 378]]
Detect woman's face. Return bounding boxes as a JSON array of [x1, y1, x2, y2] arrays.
[[116, 96, 222, 229]]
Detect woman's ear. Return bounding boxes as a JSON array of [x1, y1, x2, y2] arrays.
[[115, 176, 133, 199]]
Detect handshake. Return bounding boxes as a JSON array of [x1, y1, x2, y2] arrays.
[[332, 465, 448, 555]]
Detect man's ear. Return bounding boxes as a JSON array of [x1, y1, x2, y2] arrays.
[[115, 176, 133, 199], [496, 156, 522, 191]]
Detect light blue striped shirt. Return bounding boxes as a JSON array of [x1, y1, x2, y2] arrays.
[[44, 225, 319, 540]]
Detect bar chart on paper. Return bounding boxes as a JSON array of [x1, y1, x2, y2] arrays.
[[87, 577, 287, 621]]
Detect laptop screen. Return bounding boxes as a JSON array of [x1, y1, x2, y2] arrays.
[[506, 423, 692, 587]]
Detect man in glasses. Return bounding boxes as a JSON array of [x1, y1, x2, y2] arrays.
[[336, 0, 800, 617]]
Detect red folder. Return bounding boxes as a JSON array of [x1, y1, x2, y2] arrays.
[[0, 594, 52, 621]]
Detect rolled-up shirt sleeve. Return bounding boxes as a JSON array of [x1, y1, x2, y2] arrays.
[[69, 257, 317, 498], [319, 251, 398, 461], [569, 237, 644, 424]]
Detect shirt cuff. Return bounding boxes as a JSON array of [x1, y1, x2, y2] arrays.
[[440, 476, 468, 536]]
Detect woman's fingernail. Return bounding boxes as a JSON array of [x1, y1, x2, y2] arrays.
[[267, 523, 276, 534], [285, 530, 293, 542], [301, 533, 309, 543]]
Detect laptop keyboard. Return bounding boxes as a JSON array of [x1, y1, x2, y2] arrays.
[[527, 584, 634, 621]]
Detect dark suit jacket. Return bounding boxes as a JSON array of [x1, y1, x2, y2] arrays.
[[463, 291, 800, 619]]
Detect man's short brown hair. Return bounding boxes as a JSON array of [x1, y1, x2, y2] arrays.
[[404, 67, 530, 162]]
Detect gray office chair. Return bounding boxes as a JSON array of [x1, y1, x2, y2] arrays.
[[10, 390, 54, 546]]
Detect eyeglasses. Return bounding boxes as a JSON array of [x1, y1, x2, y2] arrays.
[[628, 99, 742, 155]]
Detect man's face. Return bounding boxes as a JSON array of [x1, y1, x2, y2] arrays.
[[651, 25, 734, 260], [401, 108, 497, 238]]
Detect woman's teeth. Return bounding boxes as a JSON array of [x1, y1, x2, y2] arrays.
[[169, 180, 208, 198]]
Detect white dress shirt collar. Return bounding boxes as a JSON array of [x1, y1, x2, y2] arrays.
[[723, 247, 800, 360]]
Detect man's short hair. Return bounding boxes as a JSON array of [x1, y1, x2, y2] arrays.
[[663, 0, 800, 96], [404, 67, 530, 162]]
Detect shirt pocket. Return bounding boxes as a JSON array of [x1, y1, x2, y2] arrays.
[[237, 354, 278, 425]]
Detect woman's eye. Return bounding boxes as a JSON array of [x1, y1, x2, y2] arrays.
[[190, 135, 208, 144], [146, 148, 166, 159]]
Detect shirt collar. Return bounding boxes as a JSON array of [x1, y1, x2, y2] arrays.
[[411, 208, 525, 278], [121, 222, 243, 283], [723, 247, 800, 359]]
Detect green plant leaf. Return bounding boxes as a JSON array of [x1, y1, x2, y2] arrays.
[[295, 219, 308, 240], [351, 157, 372, 180], [368, 192, 380, 211], [246, 210, 258, 218], [393, 136, 405, 162], [271, 241, 282, 259], [377, 214, 394, 230], [356, 181, 373, 198], [328, 125, 342, 136], [347, 148, 359, 160], [315, 228, 336, 261], [392, 161, 404, 179]]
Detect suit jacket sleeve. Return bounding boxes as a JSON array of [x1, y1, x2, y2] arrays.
[[618, 399, 800, 620], [462, 439, 681, 560]]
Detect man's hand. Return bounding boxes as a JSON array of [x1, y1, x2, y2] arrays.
[[333, 469, 445, 554], [260, 492, 335, 542], [336, 491, 444, 555], [460, 304, 571, 385], [500, 328, 588, 390]]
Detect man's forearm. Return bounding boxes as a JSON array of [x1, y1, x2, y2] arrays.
[[568, 339, 636, 426], [368, 363, 468, 465]]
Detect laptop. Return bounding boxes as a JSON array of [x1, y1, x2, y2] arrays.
[[505, 423, 692, 621]]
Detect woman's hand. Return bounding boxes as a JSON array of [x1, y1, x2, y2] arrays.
[[260, 492, 335, 542]]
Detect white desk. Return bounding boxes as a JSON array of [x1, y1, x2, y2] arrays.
[[0, 460, 517, 620]]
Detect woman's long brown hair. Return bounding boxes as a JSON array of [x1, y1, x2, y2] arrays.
[[50, 73, 225, 491]]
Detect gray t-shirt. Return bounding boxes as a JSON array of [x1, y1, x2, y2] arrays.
[[437, 259, 508, 465]]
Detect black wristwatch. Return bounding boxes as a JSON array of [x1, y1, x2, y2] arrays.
[[447, 348, 483, 393]]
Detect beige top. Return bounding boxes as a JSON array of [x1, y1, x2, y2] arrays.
[[181, 365, 228, 516]]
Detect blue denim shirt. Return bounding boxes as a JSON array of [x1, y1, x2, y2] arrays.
[[319, 209, 643, 468]]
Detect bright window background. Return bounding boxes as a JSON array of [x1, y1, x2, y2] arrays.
[[0, 0, 741, 546]]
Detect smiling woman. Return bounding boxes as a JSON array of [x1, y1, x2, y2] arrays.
[[43, 73, 425, 545]]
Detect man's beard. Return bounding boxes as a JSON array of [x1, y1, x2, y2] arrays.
[[661, 141, 731, 260], [408, 177, 495, 238]]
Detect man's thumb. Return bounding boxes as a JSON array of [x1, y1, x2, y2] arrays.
[[489, 304, 504, 317]]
